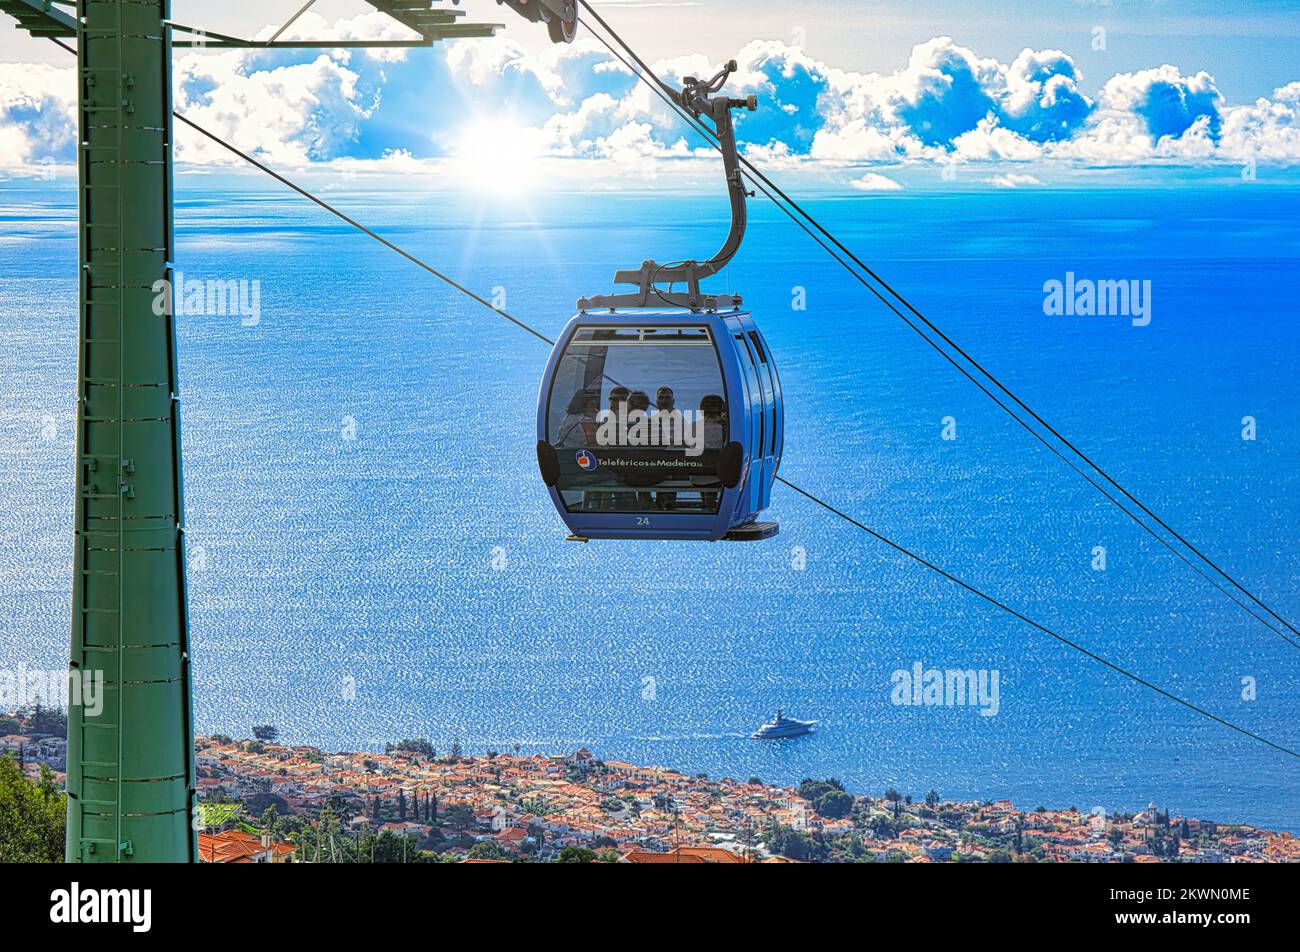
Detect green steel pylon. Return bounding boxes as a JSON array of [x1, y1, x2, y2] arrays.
[[65, 0, 196, 862]]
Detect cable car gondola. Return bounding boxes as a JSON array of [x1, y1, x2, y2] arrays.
[[535, 62, 782, 541]]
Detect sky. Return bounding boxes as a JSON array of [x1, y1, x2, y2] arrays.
[[0, 0, 1298, 189]]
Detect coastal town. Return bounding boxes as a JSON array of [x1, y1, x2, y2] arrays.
[[3, 708, 1296, 863]]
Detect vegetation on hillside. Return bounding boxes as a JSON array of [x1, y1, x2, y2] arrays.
[[0, 755, 65, 863]]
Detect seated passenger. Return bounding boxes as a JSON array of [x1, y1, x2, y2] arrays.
[[627, 391, 655, 510], [599, 386, 633, 510], [655, 386, 679, 510], [699, 394, 726, 448], [556, 389, 599, 447], [607, 386, 630, 418], [696, 394, 726, 510]]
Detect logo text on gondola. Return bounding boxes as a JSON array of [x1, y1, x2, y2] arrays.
[[1042, 272, 1152, 326]]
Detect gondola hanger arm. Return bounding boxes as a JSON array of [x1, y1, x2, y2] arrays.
[[579, 60, 757, 313]]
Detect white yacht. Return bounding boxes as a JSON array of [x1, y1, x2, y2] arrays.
[[751, 709, 816, 740]]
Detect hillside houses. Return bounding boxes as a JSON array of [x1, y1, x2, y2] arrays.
[[177, 735, 1300, 864]]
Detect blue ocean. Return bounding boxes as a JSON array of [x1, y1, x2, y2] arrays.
[[2, 178, 1297, 830]]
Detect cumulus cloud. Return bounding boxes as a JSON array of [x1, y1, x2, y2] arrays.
[[805, 37, 1095, 162], [1048, 65, 1227, 164], [849, 172, 903, 191], [952, 115, 1041, 161], [175, 52, 375, 165], [887, 38, 1005, 147], [1212, 80, 1300, 163], [2, 14, 1297, 180], [0, 62, 75, 168], [1001, 48, 1092, 142], [986, 172, 1042, 188]]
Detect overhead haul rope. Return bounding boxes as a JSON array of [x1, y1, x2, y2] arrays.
[[122, 98, 1294, 758], [54, 23, 1300, 655], [576, 20, 1300, 653], [573, 0, 1300, 652], [177, 113, 555, 347], [46, 36, 1296, 752]]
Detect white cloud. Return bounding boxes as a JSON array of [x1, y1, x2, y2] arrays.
[[986, 173, 1041, 188], [1219, 93, 1300, 162], [2, 17, 1297, 179], [952, 115, 1041, 161], [174, 52, 372, 165], [1048, 65, 1227, 165], [0, 62, 75, 168], [849, 172, 903, 191]]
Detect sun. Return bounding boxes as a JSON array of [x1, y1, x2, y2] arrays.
[[450, 119, 543, 195]]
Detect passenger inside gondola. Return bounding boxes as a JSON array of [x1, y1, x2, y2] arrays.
[[655, 386, 679, 510], [546, 325, 730, 515], [626, 389, 655, 509], [600, 386, 634, 510], [696, 393, 726, 509], [607, 385, 630, 417], [556, 389, 598, 447], [700, 394, 726, 446]]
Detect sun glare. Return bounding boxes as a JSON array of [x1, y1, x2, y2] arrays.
[[451, 119, 542, 195]]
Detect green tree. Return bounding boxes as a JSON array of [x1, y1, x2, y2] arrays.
[[814, 789, 853, 819], [363, 828, 415, 863], [443, 803, 473, 831], [468, 840, 507, 861], [0, 756, 65, 863], [244, 792, 289, 818], [19, 703, 67, 738], [260, 805, 281, 841], [251, 724, 279, 743], [557, 846, 596, 863], [768, 825, 828, 862], [386, 738, 434, 756], [799, 778, 844, 802]]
